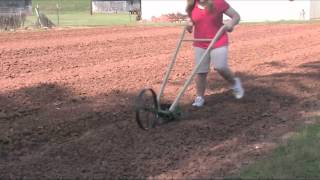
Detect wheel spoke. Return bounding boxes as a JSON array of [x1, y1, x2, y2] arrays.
[[135, 89, 159, 130]]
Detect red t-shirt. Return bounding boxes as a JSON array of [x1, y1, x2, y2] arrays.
[[191, 0, 230, 49]]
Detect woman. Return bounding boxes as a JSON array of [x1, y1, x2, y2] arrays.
[[186, 0, 244, 107]]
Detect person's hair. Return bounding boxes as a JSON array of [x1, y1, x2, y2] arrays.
[[186, 0, 214, 17]]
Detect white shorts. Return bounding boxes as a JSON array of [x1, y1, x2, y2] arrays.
[[194, 46, 229, 73]]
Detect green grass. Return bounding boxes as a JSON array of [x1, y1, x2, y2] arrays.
[[239, 117, 320, 179], [33, 0, 90, 13], [26, 13, 137, 27], [27, 0, 139, 27]]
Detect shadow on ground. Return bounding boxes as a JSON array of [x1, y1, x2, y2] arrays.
[[0, 61, 319, 178]]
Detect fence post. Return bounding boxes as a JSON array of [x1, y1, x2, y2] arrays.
[[90, 0, 93, 15], [56, 3, 60, 25], [35, 4, 43, 27], [19, 10, 22, 28]]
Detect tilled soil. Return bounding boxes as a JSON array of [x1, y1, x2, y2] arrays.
[[1, 23, 320, 178]]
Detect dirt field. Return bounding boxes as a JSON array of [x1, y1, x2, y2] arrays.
[[1, 23, 320, 178]]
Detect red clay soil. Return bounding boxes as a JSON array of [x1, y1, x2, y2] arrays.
[[1, 23, 320, 179]]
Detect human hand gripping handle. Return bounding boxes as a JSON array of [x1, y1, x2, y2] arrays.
[[224, 21, 235, 32]]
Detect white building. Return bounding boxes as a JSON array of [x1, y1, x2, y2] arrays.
[[141, 0, 320, 22], [92, 0, 140, 13]]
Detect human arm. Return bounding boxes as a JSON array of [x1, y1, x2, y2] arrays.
[[186, 18, 194, 33], [224, 7, 241, 32]]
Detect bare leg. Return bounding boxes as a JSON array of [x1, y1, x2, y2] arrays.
[[211, 46, 236, 85], [211, 46, 244, 99], [195, 73, 208, 97], [216, 68, 235, 85]]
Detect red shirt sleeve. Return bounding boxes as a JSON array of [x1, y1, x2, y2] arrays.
[[214, 0, 230, 13]]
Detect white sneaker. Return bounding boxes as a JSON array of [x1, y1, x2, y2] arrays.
[[232, 77, 244, 99], [192, 96, 205, 107]]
